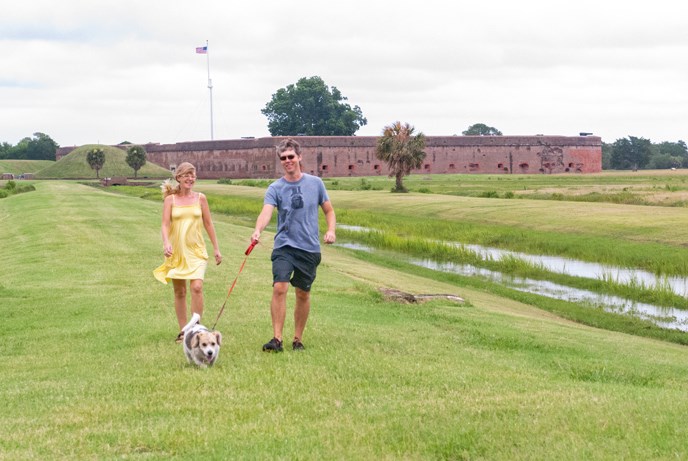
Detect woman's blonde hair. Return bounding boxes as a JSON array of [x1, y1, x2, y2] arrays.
[[160, 162, 196, 198]]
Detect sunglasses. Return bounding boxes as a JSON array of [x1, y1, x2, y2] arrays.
[[279, 154, 297, 161]]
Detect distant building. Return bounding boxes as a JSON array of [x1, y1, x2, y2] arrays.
[[56, 135, 602, 179]]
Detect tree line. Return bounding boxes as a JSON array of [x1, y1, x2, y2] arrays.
[[602, 138, 687, 170], [2, 76, 686, 174], [0, 132, 59, 161]]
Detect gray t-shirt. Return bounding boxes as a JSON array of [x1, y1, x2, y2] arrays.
[[264, 173, 330, 253]]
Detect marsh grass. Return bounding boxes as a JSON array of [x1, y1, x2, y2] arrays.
[[3, 182, 688, 459], [599, 272, 685, 308], [345, 247, 688, 346], [526, 190, 650, 205], [339, 228, 688, 312]]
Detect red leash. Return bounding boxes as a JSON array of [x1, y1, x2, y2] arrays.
[[211, 240, 258, 330]]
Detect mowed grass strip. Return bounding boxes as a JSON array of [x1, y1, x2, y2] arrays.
[[2, 182, 688, 460]]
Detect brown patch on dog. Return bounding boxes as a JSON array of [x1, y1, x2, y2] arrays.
[[192, 331, 221, 348]]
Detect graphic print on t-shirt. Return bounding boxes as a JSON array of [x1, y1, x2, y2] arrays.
[[278, 186, 304, 234], [290, 186, 304, 209]]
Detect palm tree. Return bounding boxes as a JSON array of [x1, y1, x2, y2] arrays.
[[375, 121, 426, 192]]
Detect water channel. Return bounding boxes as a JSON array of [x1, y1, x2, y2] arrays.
[[336, 225, 688, 332]]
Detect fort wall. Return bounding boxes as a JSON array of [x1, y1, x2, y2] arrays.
[[57, 135, 602, 178]]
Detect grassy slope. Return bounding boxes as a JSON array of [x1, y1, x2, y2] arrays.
[[0, 159, 55, 175], [2, 182, 688, 460], [35, 144, 171, 179]]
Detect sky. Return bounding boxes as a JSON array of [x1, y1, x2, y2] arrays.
[[2, 0, 687, 148]]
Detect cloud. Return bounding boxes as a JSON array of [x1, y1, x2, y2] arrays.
[[1, 0, 687, 146]]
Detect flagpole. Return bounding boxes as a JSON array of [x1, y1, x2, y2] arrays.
[[205, 39, 214, 140]]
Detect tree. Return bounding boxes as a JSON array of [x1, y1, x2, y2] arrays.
[[261, 76, 367, 136], [0, 142, 12, 160], [25, 132, 59, 160], [375, 122, 426, 193], [462, 123, 502, 136], [610, 136, 652, 170], [126, 145, 147, 178], [647, 153, 682, 170], [656, 140, 688, 167], [1, 133, 59, 160], [86, 148, 105, 178], [601, 142, 613, 170]]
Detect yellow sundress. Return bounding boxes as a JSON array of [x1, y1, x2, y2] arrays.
[[153, 193, 208, 284]]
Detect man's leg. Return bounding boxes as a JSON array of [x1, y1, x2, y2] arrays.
[[270, 281, 289, 341], [293, 287, 311, 343]]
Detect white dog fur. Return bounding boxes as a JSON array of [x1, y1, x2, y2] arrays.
[[181, 313, 222, 368]]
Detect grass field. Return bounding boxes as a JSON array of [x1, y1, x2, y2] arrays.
[[0, 159, 54, 175], [2, 179, 688, 460], [314, 169, 688, 206]]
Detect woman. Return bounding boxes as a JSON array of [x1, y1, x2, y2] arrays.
[[153, 162, 222, 342]]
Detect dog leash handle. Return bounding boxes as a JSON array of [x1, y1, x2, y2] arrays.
[[245, 239, 258, 256]]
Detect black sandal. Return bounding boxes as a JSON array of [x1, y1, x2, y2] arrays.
[[175, 331, 184, 344]]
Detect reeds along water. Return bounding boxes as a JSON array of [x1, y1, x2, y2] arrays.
[[334, 224, 688, 331]]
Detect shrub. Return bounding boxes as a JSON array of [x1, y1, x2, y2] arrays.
[[479, 191, 499, 198], [0, 180, 35, 199]]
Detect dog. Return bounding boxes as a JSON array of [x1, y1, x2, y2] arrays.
[[181, 313, 222, 368]]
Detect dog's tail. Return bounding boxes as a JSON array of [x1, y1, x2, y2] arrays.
[[181, 312, 201, 334]]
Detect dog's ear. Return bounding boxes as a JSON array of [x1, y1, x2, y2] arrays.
[[214, 331, 222, 346], [191, 334, 200, 348]]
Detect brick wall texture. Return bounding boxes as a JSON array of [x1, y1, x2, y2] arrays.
[[57, 135, 602, 179]]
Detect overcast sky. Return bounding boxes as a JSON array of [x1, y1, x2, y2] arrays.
[[3, 0, 687, 147]]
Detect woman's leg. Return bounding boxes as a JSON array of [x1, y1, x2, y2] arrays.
[[172, 279, 188, 330], [189, 279, 204, 318]]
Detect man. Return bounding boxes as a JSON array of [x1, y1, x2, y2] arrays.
[[251, 138, 336, 352]]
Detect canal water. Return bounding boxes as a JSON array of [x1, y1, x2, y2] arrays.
[[335, 226, 688, 331]]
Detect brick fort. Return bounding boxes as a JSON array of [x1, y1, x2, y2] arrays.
[[57, 135, 602, 179]]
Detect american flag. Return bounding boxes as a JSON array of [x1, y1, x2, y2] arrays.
[[195, 46, 207, 54]]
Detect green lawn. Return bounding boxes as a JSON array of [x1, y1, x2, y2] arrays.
[[0, 159, 54, 175], [2, 181, 688, 460], [315, 169, 688, 206]]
